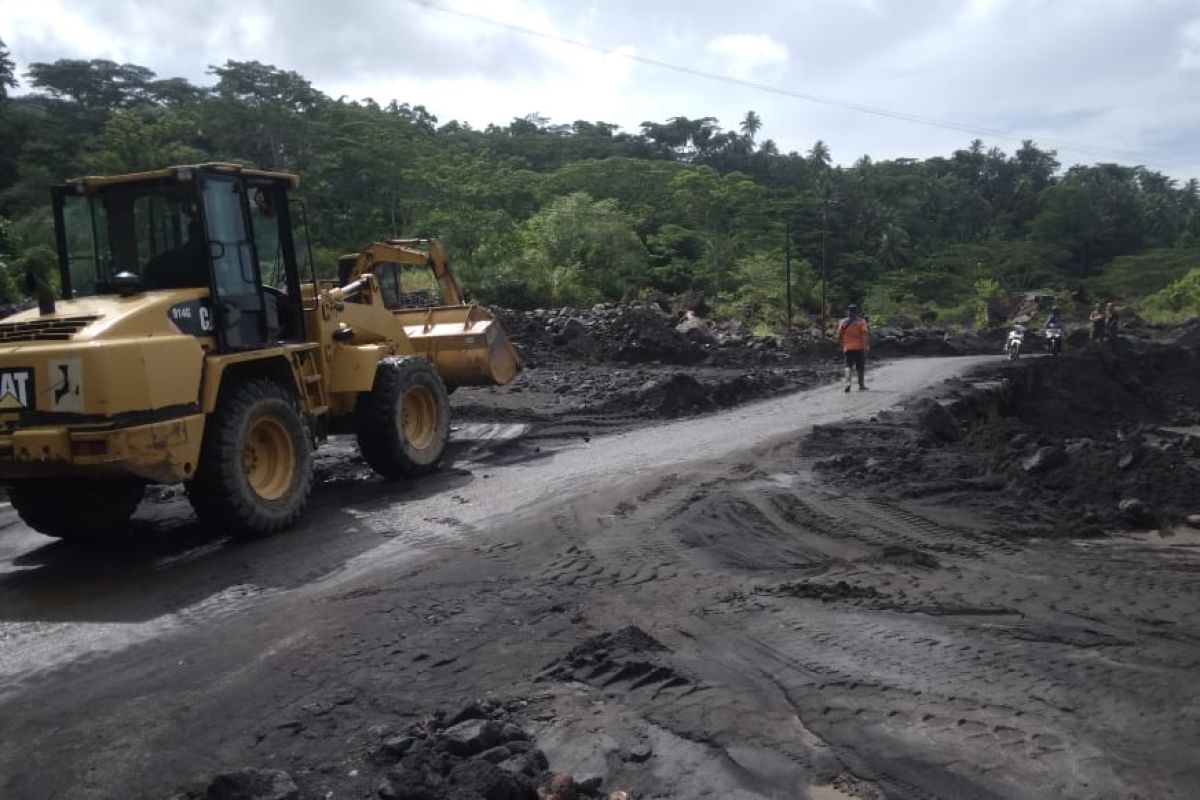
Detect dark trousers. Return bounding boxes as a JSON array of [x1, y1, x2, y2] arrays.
[[844, 349, 866, 385]]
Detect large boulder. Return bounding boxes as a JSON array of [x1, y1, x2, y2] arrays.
[[1118, 498, 1157, 527], [1022, 445, 1068, 474], [675, 311, 718, 346], [439, 719, 506, 757], [915, 399, 960, 443]]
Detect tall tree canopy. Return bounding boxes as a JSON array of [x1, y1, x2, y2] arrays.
[[0, 52, 1196, 325], [0, 38, 16, 99]]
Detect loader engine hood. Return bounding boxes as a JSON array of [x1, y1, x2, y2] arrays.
[[0, 290, 207, 418]]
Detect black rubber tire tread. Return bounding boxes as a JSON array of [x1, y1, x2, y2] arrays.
[[9, 478, 143, 540], [355, 356, 450, 479], [187, 377, 313, 537]]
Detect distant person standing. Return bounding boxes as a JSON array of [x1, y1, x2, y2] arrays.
[[837, 304, 870, 393], [1106, 302, 1120, 341], [1089, 303, 1106, 348]]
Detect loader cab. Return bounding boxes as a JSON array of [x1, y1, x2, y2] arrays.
[[51, 163, 309, 351], [367, 261, 442, 310]]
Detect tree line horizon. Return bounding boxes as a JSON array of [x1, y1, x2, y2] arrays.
[[1, 45, 1198, 327]]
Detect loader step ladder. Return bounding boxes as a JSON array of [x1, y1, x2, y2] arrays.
[[294, 349, 329, 417]]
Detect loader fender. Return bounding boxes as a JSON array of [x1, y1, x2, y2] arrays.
[[199, 346, 318, 415]]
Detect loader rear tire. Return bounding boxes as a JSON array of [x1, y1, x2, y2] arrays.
[[356, 357, 450, 479], [187, 378, 313, 537], [9, 478, 143, 540]]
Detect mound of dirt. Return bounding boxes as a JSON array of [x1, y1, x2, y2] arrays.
[[806, 342, 1200, 534], [172, 701, 614, 800], [869, 325, 1005, 358], [538, 626, 692, 697], [494, 304, 710, 367], [1003, 343, 1200, 435], [451, 365, 825, 431], [592, 369, 815, 418]]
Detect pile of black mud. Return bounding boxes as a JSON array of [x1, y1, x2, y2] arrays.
[[493, 303, 768, 368], [460, 301, 1002, 434], [171, 700, 618, 800], [491, 302, 1001, 370], [806, 342, 1200, 536], [453, 364, 820, 425], [869, 323, 1005, 357]]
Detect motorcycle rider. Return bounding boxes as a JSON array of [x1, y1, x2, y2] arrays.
[[1044, 305, 1066, 354], [1005, 322, 1026, 358]]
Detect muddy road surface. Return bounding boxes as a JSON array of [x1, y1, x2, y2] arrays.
[[1, 353, 1197, 800]]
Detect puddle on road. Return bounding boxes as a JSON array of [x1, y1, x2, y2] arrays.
[[452, 422, 534, 442], [741, 468, 818, 491]]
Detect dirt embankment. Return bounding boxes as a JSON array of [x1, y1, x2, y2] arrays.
[[454, 304, 834, 437], [807, 341, 1200, 535], [454, 303, 1006, 438], [492, 303, 1004, 371]]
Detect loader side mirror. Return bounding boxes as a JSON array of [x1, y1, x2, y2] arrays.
[[113, 271, 142, 297]]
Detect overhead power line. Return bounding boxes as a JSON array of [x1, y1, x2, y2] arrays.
[[407, 0, 1191, 169]]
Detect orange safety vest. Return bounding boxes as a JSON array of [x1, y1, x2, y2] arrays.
[[837, 317, 869, 352]]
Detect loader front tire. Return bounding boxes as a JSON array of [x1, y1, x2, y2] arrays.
[[9, 478, 143, 540], [188, 378, 313, 537], [356, 357, 450, 479]]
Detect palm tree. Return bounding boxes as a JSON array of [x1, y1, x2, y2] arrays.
[[740, 110, 762, 143], [808, 139, 831, 169], [878, 222, 914, 271]]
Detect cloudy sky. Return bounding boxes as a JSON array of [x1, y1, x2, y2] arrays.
[[2, 0, 1198, 180]]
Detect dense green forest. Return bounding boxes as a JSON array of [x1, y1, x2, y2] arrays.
[[1, 42, 1199, 327]]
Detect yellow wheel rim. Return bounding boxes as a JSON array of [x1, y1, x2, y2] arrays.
[[242, 416, 295, 501], [400, 385, 437, 450]]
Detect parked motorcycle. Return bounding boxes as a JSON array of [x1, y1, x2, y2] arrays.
[[1005, 324, 1026, 360], [1044, 324, 1064, 355]]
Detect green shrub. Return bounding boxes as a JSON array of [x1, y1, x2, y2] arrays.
[[1088, 248, 1200, 299], [1140, 268, 1200, 324]]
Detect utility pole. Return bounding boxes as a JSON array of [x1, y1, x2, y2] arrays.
[[820, 200, 828, 335], [784, 217, 793, 330]]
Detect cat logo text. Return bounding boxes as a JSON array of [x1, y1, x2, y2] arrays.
[[0, 368, 34, 410]]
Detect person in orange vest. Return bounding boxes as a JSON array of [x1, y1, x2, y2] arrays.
[[837, 303, 870, 392]]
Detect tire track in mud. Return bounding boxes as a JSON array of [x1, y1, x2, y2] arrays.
[[697, 583, 1102, 798], [529, 472, 997, 796], [523, 455, 1200, 799], [17, 355, 1200, 798], [686, 493, 1200, 798]]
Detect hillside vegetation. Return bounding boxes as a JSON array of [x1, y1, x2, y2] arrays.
[[1, 44, 1198, 327]]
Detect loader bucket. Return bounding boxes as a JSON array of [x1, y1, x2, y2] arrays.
[[393, 305, 522, 387]]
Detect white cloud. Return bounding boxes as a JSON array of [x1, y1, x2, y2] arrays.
[[1178, 17, 1200, 71], [705, 33, 790, 82], [0, 0, 1197, 179]]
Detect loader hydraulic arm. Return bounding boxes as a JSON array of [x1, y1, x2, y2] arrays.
[[342, 238, 465, 306]]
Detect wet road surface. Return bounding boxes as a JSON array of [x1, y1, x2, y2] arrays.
[[22, 355, 1188, 800]]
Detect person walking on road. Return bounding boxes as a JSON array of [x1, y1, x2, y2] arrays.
[[837, 304, 870, 392]]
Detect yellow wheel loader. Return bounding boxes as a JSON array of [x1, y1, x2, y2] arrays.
[[0, 162, 521, 540]]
